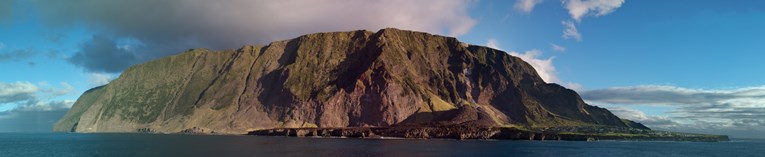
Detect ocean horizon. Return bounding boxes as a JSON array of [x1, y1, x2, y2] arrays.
[[1, 133, 762, 157]]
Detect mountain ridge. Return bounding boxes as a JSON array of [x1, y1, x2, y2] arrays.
[[54, 28, 648, 134]]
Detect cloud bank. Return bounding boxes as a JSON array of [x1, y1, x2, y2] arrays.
[[0, 100, 73, 132], [582, 85, 765, 137], [32, 0, 478, 73], [0, 1, 11, 23], [0, 82, 38, 104], [67, 35, 141, 73], [0, 81, 75, 132], [606, 106, 678, 128], [1, 81, 74, 107]]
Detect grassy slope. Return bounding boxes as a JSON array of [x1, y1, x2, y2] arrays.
[[54, 28, 650, 133], [52, 86, 106, 132]]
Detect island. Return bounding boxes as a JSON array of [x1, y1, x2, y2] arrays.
[[53, 28, 728, 142]]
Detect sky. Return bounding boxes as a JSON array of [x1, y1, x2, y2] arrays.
[[1, 0, 764, 138]]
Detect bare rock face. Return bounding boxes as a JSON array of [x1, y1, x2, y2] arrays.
[[53, 28, 648, 134]]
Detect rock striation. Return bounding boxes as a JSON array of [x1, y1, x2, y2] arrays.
[[54, 28, 648, 134]]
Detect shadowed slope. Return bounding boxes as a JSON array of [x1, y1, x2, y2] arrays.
[[55, 28, 648, 134]]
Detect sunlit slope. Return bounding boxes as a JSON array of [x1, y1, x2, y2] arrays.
[[54, 28, 647, 134]]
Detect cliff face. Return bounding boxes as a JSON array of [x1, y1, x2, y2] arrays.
[[54, 28, 648, 134]]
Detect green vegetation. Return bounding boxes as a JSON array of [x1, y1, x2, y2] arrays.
[[428, 95, 457, 112], [52, 86, 106, 132], [54, 28, 667, 135]]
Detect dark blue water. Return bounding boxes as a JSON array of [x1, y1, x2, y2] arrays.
[[0, 133, 762, 157]]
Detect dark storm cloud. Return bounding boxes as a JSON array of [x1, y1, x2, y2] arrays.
[[31, 0, 477, 73], [0, 0, 11, 23], [68, 35, 140, 73]]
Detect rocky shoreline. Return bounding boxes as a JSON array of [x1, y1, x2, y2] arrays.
[[247, 125, 729, 142]]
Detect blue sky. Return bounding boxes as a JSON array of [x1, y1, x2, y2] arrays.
[[1, 0, 764, 138]]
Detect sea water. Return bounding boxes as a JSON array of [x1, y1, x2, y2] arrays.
[[0, 133, 762, 157]]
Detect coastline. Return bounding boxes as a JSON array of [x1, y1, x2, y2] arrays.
[[247, 125, 730, 142]]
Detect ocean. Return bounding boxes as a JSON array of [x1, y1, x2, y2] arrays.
[[0, 133, 762, 157]]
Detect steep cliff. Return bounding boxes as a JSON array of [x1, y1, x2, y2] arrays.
[[54, 28, 648, 134]]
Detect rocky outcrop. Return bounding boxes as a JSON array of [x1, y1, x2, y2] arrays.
[[247, 126, 502, 139], [248, 126, 729, 142], [54, 28, 648, 134]]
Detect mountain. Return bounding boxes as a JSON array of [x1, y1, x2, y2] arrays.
[[54, 28, 648, 134]]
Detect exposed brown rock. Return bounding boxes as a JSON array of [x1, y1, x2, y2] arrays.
[[248, 126, 729, 142], [54, 28, 648, 134]]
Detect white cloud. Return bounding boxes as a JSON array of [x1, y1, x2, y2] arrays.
[[550, 43, 566, 52], [486, 38, 502, 50], [563, 0, 625, 21], [564, 82, 583, 91], [13, 100, 75, 112], [606, 106, 678, 128], [558, 0, 624, 41], [1, 81, 75, 105], [561, 20, 582, 41], [508, 49, 583, 91], [514, 0, 543, 13], [509, 49, 559, 83], [57, 82, 74, 95], [0, 80, 76, 132], [583, 85, 765, 137], [0, 82, 39, 104], [41, 82, 75, 96], [0, 100, 74, 132], [33, 0, 478, 72], [88, 72, 113, 87]]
